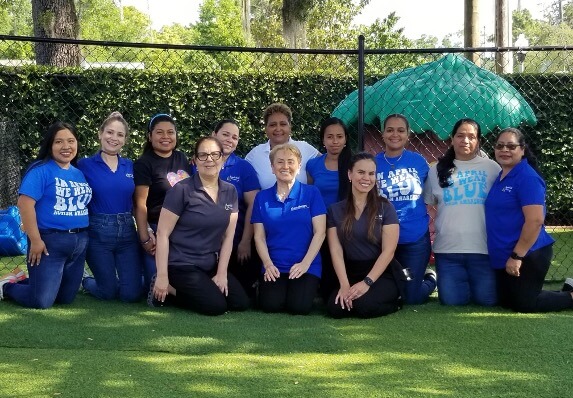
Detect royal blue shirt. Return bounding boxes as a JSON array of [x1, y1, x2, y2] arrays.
[[485, 159, 555, 269], [375, 150, 429, 243], [251, 181, 326, 278], [193, 153, 260, 246], [306, 155, 339, 208], [77, 152, 135, 214], [19, 160, 92, 230]]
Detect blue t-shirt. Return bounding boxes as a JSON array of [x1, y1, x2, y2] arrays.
[[19, 160, 92, 229], [375, 150, 429, 243], [485, 159, 555, 269], [306, 155, 339, 208], [193, 153, 260, 247], [251, 181, 326, 278], [77, 152, 135, 214]]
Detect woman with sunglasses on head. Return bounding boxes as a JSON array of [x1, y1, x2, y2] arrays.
[[150, 137, 249, 315], [485, 128, 573, 312], [134, 114, 191, 293], [424, 119, 500, 306], [375, 114, 436, 305], [77, 112, 141, 302], [0, 122, 92, 308]]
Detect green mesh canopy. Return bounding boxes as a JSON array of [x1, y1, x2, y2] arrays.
[[332, 54, 537, 139]]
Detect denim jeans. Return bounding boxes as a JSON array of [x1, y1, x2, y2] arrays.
[[4, 230, 88, 308], [82, 213, 141, 302], [435, 253, 497, 306], [395, 231, 434, 304], [142, 223, 157, 294]]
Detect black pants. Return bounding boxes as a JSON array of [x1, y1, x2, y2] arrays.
[[319, 241, 337, 301], [496, 244, 573, 313], [168, 264, 249, 316], [327, 258, 401, 319], [228, 242, 261, 299], [258, 273, 320, 315]]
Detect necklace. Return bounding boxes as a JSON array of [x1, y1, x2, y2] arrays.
[[383, 152, 404, 170]]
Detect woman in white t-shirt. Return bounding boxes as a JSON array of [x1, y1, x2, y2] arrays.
[[424, 119, 500, 306]]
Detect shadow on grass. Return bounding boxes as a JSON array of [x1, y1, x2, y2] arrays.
[[0, 295, 572, 397]]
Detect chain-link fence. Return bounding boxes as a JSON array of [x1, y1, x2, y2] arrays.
[[0, 35, 571, 280]]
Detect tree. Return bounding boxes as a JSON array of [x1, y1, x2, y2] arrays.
[[32, 0, 81, 66], [281, 0, 315, 48], [195, 0, 250, 46], [0, 0, 34, 60]]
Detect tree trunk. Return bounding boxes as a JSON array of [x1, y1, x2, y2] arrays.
[[32, 0, 81, 67], [0, 120, 21, 208], [282, 0, 312, 48], [241, 0, 251, 41]]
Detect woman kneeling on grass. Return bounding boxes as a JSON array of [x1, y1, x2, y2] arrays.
[[149, 137, 249, 315], [326, 152, 404, 318], [0, 122, 92, 308]]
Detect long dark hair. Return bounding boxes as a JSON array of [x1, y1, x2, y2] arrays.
[[436, 118, 481, 188], [142, 113, 177, 154], [341, 152, 388, 243], [213, 118, 238, 133], [26, 122, 80, 175], [497, 127, 542, 176], [320, 117, 352, 201]]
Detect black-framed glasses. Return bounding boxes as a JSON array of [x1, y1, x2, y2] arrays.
[[196, 151, 222, 161], [494, 143, 523, 151]]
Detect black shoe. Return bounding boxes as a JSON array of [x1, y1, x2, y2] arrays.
[[424, 268, 437, 293], [147, 274, 163, 307], [561, 278, 573, 292]]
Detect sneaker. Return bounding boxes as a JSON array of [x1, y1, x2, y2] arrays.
[[0, 274, 17, 300], [561, 278, 573, 292], [147, 274, 163, 307], [83, 268, 92, 279], [11, 267, 27, 282], [424, 268, 438, 293]]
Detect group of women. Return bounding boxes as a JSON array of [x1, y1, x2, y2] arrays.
[[1, 103, 572, 317]]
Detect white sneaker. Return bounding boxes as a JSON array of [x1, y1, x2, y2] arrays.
[[0, 274, 17, 300]]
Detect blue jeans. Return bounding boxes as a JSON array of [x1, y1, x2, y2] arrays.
[[395, 231, 434, 304], [435, 253, 497, 306], [4, 230, 88, 309], [142, 223, 157, 294], [82, 213, 141, 302]]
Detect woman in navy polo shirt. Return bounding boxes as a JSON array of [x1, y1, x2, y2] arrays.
[[77, 112, 141, 302], [134, 114, 190, 292], [150, 137, 249, 315], [252, 143, 327, 315], [0, 122, 92, 308], [485, 128, 573, 312], [326, 152, 403, 318], [212, 119, 261, 296]]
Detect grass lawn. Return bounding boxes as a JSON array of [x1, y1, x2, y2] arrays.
[[0, 293, 572, 398]]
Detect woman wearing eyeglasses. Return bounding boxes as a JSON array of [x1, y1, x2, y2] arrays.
[[485, 128, 573, 312], [134, 114, 191, 293], [424, 119, 500, 306], [150, 137, 249, 314]]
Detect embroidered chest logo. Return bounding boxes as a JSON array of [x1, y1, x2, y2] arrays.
[[501, 186, 513, 193], [291, 205, 309, 211], [224, 204, 233, 210]]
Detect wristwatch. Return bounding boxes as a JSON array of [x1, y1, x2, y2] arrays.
[[363, 276, 374, 286], [510, 251, 524, 261]]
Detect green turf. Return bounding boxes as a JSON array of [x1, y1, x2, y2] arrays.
[[0, 294, 572, 397]]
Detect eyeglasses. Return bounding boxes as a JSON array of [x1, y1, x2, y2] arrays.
[[494, 143, 523, 151], [196, 151, 222, 161]]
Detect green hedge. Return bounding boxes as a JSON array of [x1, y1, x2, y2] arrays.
[[0, 66, 571, 224]]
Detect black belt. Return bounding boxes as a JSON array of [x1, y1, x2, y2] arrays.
[[39, 227, 88, 234]]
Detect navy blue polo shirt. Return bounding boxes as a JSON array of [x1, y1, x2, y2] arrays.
[[485, 159, 555, 269], [251, 181, 326, 278], [162, 173, 238, 270], [77, 152, 135, 214]]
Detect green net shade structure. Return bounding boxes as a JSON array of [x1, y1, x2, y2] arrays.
[[332, 54, 537, 139]]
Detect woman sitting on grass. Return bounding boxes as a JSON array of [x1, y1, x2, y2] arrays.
[[0, 122, 92, 308], [326, 152, 403, 318], [150, 137, 249, 315]]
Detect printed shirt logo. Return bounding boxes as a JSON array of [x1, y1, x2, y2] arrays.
[[167, 170, 190, 186], [501, 186, 513, 193], [224, 204, 233, 210], [227, 175, 240, 182], [54, 177, 92, 216], [443, 170, 489, 205], [377, 168, 422, 201], [291, 205, 309, 211], [125, 173, 134, 178]]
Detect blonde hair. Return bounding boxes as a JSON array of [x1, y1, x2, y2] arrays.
[[100, 111, 129, 137], [269, 143, 301, 164]]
